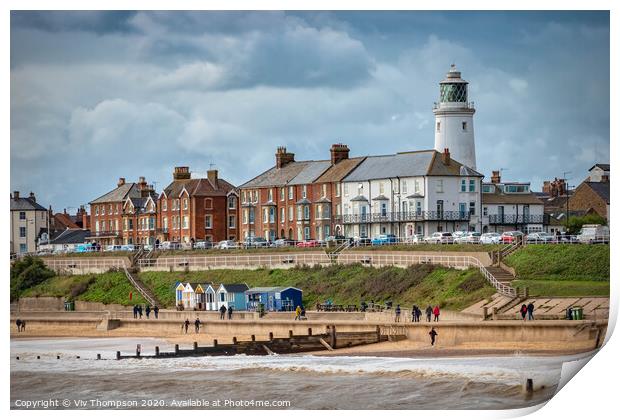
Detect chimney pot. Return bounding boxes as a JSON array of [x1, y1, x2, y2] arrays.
[[117, 177, 126, 187], [207, 169, 219, 187], [441, 148, 451, 165], [275, 146, 295, 169], [173, 166, 191, 180], [330, 143, 350, 165], [491, 171, 501, 184], [13, 191, 20, 200]]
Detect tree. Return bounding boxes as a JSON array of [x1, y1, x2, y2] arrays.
[[566, 214, 607, 235], [10, 256, 55, 301]]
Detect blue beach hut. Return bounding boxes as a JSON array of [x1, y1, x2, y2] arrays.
[[245, 286, 303, 312]]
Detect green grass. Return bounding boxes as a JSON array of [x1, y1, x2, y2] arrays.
[[504, 244, 609, 281], [512, 280, 610, 297], [23, 271, 147, 305], [139, 264, 496, 310]]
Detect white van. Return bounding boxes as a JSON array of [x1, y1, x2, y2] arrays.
[[577, 224, 609, 244]]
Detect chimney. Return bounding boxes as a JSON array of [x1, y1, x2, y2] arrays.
[[491, 171, 501, 184], [602, 174, 609, 183], [13, 191, 19, 200], [330, 143, 350, 165], [275, 146, 295, 169], [207, 169, 219, 187], [117, 177, 126, 187], [81, 206, 90, 230], [441, 148, 451, 165], [173, 166, 191, 180], [137, 176, 148, 190], [63, 208, 67, 214]]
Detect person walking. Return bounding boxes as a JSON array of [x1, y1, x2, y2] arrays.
[[295, 305, 302, 321], [219, 305, 226, 320], [416, 306, 422, 323], [520, 304, 527, 321], [145, 305, 151, 319], [527, 302, 535, 321], [133, 305, 138, 319], [21, 320, 26, 332], [433, 305, 440, 322], [138, 305, 143, 319], [227, 306, 233, 320], [153, 305, 159, 319], [425, 305, 432, 322], [194, 318, 201, 333], [411, 306, 416, 323], [429, 327, 438, 346], [395, 304, 401, 323], [184, 318, 190, 334], [15, 319, 22, 333], [300, 306, 306, 320]]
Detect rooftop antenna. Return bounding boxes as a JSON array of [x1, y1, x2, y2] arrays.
[[209, 162, 216, 169]]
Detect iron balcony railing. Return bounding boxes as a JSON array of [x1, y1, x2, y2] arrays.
[[86, 230, 122, 238], [488, 214, 548, 225], [342, 211, 471, 224]]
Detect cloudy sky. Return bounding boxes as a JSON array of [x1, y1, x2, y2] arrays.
[[10, 11, 609, 211]]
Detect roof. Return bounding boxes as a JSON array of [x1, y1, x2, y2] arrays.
[[49, 229, 90, 245], [295, 198, 312, 205], [287, 161, 331, 185], [240, 161, 309, 189], [10, 197, 47, 211], [314, 157, 366, 183], [53, 213, 80, 229], [589, 163, 610, 171], [372, 195, 389, 201], [583, 182, 610, 204], [482, 190, 544, 205], [343, 150, 482, 182], [90, 183, 141, 204], [351, 195, 369, 202], [246, 286, 302, 293], [163, 177, 236, 198], [219, 283, 249, 293]]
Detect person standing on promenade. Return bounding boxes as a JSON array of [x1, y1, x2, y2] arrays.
[[15, 319, 22, 333], [429, 327, 438, 346], [300, 306, 306, 320], [153, 305, 159, 319], [520, 304, 527, 321], [133, 305, 138, 319], [227, 306, 233, 320], [417, 306, 423, 322], [295, 305, 301, 320], [395, 304, 401, 323], [411, 306, 416, 322], [433, 305, 440, 322], [138, 305, 143, 319], [145, 305, 151, 319], [194, 318, 201, 333], [21, 320, 26, 332], [527, 302, 535, 320], [425, 305, 432, 322], [184, 318, 190, 334]]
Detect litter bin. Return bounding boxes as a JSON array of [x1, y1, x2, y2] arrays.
[[64, 301, 75, 311], [572, 307, 583, 320]]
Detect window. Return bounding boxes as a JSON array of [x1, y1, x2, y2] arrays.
[[416, 201, 422, 215], [220, 292, 225, 302], [336, 204, 341, 216], [182, 216, 188, 229], [436, 122, 441, 132], [358, 183, 363, 196], [109, 204, 113, 214], [228, 215, 236, 229], [297, 206, 302, 220], [335, 183, 341, 197], [19, 211, 26, 220], [268, 189, 273, 202], [19, 227, 26, 238], [128, 219, 134, 230], [402, 181, 407, 194], [288, 186, 294, 200], [95, 206, 99, 216], [302, 185, 307, 199], [280, 207, 285, 222], [469, 201, 476, 216], [469, 180, 476, 192], [163, 217, 168, 229], [462, 121, 467, 131], [243, 210, 248, 224], [380, 202, 387, 217], [459, 203, 467, 217], [436, 180, 444, 193], [343, 184, 349, 196], [482, 185, 494, 193], [304, 205, 310, 220], [505, 184, 530, 193], [280, 188, 285, 201], [461, 179, 467, 192], [249, 208, 255, 224], [379, 182, 384, 194], [227, 196, 235, 209], [162, 200, 167, 211], [289, 206, 293, 222], [322, 184, 327, 197], [263, 208, 268, 223], [414, 180, 420, 193], [269, 207, 275, 223], [101, 206, 105, 216], [483, 207, 488, 216], [205, 215, 212, 229], [19, 244, 27, 253], [304, 227, 310, 240], [183, 198, 188, 210], [95, 221, 100, 232]]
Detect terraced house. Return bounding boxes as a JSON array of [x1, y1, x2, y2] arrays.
[[122, 178, 159, 246], [239, 144, 363, 241], [157, 167, 239, 244]]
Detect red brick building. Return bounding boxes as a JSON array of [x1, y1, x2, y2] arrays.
[[157, 167, 238, 244], [122, 177, 159, 246], [239, 145, 363, 241]]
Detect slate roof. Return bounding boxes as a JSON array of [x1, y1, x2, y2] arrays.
[[314, 157, 366, 183], [90, 183, 141, 204], [589, 163, 610, 171], [482, 189, 544, 205], [287, 161, 331, 185], [240, 161, 309, 189], [220, 283, 249, 293], [343, 150, 482, 182], [50, 228, 91, 245], [10, 197, 47, 211], [584, 182, 610, 204], [163, 177, 236, 198]]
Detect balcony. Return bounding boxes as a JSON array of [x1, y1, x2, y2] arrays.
[[342, 211, 471, 224], [488, 214, 548, 225], [86, 230, 121, 238]]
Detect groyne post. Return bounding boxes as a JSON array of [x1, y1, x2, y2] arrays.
[[308, 328, 313, 336], [174, 344, 179, 355], [233, 337, 238, 344], [193, 342, 198, 350], [97, 354, 101, 360], [289, 330, 294, 338], [330, 324, 337, 349], [268, 332, 273, 341], [525, 378, 534, 395], [213, 339, 218, 347], [116, 351, 121, 360], [155, 346, 160, 356], [251, 335, 256, 342]]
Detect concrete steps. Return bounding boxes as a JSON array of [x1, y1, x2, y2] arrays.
[[486, 266, 515, 285]]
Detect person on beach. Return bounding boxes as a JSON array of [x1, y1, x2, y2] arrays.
[[520, 304, 528, 321], [184, 318, 190, 334], [138, 305, 143, 319], [433, 305, 440, 322], [527, 302, 535, 320], [416, 306, 422, 322], [194, 318, 201, 333], [425, 305, 432, 322], [411, 306, 416, 322], [300, 306, 306, 320], [395, 304, 401, 323], [295, 305, 302, 320], [429, 327, 438, 346], [219, 305, 226, 320], [21, 320, 26, 332], [227, 306, 233, 320], [133, 305, 138, 319], [145, 305, 151, 319], [15, 319, 22, 333], [153, 305, 159, 319]]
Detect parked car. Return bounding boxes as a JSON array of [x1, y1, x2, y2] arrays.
[[577, 224, 610, 244], [104, 244, 123, 252], [452, 231, 467, 240], [424, 232, 454, 244], [353, 236, 372, 247], [75, 244, 95, 253], [480, 232, 501, 244], [404, 234, 424, 244], [216, 240, 238, 249], [273, 238, 296, 247], [454, 232, 481, 244], [159, 241, 182, 250], [525, 232, 555, 244], [371, 234, 398, 246], [120, 244, 136, 252], [500, 231, 524, 244], [296, 240, 320, 248], [143, 244, 154, 251], [193, 241, 213, 250], [243, 237, 269, 248]]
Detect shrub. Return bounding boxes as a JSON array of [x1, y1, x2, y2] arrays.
[[10, 257, 55, 301]]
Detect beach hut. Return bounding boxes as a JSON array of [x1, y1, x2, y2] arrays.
[[204, 284, 217, 311], [181, 283, 198, 309], [175, 282, 185, 308], [216, 283, 249, 310], [245, 286, 303, 312]]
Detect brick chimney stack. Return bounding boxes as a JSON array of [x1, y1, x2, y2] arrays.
[[13, 191, 19, 200], [542, 177, 566, 197], [173, 166, 191, 180], [491, 171, 501, 184], [275, 146, 295, 169], [330, 143, 350, 165], [29, 192, 36, 202], [441, 148, 451, 165], [117, 177, 126, 187], [80, 206, 90, 229], [207, 169, 219, 187]]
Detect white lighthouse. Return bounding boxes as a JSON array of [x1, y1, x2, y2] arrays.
[[433, 64, 477, 169]]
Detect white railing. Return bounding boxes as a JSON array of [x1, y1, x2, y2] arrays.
[[42, 258, 128, 272], [138, 253, 332, 269]]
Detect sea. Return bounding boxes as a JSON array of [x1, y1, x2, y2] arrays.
[[10, 337, 585, 410]]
